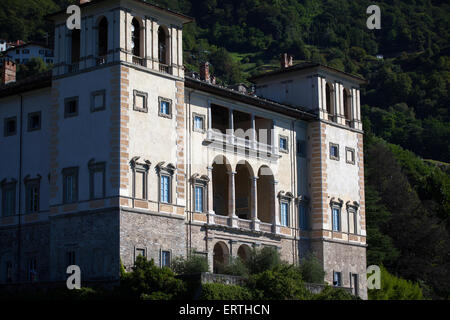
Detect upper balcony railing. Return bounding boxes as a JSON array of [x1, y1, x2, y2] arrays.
[[205, 129, 279, 159], [132, 55, 146, 67], [159, 63, 172, 75], [96, 55, 107, 66]]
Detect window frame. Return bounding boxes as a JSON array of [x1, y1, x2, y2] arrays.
[[1, 180, 16, 217], [134, 247, 147, 261], [279, 135, 289, 153], [64, 97, 79, 118], [24, 176, 40, 214], [157, 163, 175, 204], [193, 113, 205, 133], [160, 175, 171, 204], [194, 185, 205, 213], [88, 160, 106, 200], [62, 167, 79, 204], [345, 147, 355, 165], [27, 111, 41, 132], [90, 90, 106, 113], [333, 271, 342, 286], [158, 97, 172, 119], [130, 157, 150, 200], [347, 201, 360, 235], [4, 116, 17, 137], [160, 249, 171, 268], [133, 90, 148, 113], [329, 142, 340, 161], [280, 201, 289, 227]]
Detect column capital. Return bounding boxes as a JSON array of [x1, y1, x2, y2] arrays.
[[227, 171, 237, 176], [207, 166, 213, 171], [250, 176, 259, 181]]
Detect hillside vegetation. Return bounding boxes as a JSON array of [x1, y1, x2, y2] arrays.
[[0, 0, 449, 299]]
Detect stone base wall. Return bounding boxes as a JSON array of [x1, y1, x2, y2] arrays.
[[312, 239, 367, 299], [119, 209, 186, 271], [49, 209, 120, 282]]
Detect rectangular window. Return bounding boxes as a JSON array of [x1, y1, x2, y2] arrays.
[[193, 114, 205, 132], [134, 171, 146, 199], [349, 209, 357, 235], [25, 180, 40, 214], [2, 183, 16, 217], [351, 273, 359, 296], [135, 248, 146, 261], [5, 261, 13, 283], [333, 271, 342, 286], [297, 140, 306, 158], [158, 97, 172, 118], [133, 90, 148, 112], [4, 117, 17, 137], [332, 207, 341, 231], [89, 162, 105, 200], [330, 143, 339, 160], [299, 204, 308, 230], [91, 90, 106, 112], [194, 186, 204, 213], [279, 136, 288, 153], [27, 257, 37, 282], [62, 167, 78, 204], [66, 251, 76, 266], [161, 250, 171, 268], [160, 175, 170, 203], [280, 201, 289, 227], [64, 97, 79, 118], [346, 147, 355, 164], [27, 111, 41, 132]]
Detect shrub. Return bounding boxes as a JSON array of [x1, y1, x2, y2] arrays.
[[221, 257, 249, 277], [312, 285, 359, 300], [246, 264, 311, 300], [298, 253, 325, 284], [200, 283, 252, 300], [120, 256, 186, 300], [368, 266, 424, 300], [245, 246, 281, 275], [172, 254, 209, 274]]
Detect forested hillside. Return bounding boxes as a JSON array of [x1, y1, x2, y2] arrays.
[[0, 0, 449, 299]]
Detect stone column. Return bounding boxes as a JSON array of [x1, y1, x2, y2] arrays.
[[272, 180, 280, 233], [251, 176, 260, 231], [228, 171, 238, 227], [207, 166, 215, 224], [251, 114, 257, 150], [271, 120, 276, 154], [228, 109, 234, 145]]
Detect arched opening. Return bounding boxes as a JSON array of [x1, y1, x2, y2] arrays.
[[257, 166, 274, 223], [212, 155, 231, 216], [158, 26, 168, 65], [235, 161, 253, 220], [213, 241, 229, 274], [70, 29, 80, 66], [343, 88, 352, 126], [237, 244, 251, 263], [326, 83, 335, 122], [131, 18, 142, 57], [97, 17, 108, 60]]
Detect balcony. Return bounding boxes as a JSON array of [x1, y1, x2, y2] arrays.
[[159, 63, 172, 74], [68, 61, 79, 73], [205, 129, 279, 159], [132, 55, 146, 67]]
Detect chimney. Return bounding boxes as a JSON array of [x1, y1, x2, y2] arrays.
[[280, 53, 294, 69], [1, 60, 16, 85], [200, 62, 210, 82]]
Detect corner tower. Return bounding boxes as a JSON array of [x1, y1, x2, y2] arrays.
[[251, 61, 368, 299], [47, 0, 192, 280]]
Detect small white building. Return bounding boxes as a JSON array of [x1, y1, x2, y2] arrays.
[[1, 42, 54, 65]]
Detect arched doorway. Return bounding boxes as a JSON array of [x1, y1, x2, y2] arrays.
[[235, 161, 253, 220], [237, 244, 251, 263], [212, 155, 231, 216], [213, 241, 229, 274], [257, 166, 274, 223]]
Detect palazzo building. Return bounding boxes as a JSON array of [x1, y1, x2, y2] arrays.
[[0, 0, 367, 298]]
